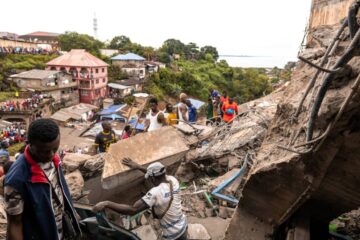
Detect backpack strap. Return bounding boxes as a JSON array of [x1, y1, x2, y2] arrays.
[[152, 180, 174, 220]]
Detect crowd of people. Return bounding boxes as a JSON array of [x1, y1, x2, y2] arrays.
[[206, 88, 238, 125], [0, 93, 44, 112], [0, 118, 187, 240], [0, 46, 59, 55], [0, 123, 27, 147]]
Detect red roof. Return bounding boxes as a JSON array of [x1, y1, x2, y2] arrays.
[[46, 49, 109, 67], [20, 31, 60, 37]]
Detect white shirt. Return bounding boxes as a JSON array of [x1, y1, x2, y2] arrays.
[[177, 103, 188, 125], [142, 176, 187, 240], [146, 110, 164, 132]]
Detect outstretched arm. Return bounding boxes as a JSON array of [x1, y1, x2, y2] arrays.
[[122, 158, 147, 174], [93, 199, 148, 216]]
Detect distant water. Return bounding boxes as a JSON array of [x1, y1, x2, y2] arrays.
[[218, 55, 296, 68]]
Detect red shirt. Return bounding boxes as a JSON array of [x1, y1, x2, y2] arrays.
[[222, 102, 238, 122], [121, 132, 130, 140], [220, 96, 229, 104]]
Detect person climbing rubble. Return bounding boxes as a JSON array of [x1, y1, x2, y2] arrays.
[[93, 159, 188, 240], [164, 103, 177, 126], [186, 100, 197, 124], [94, 121, 117, 153], [121, 125, 132, 140], [178, 93, 189, 125], [222, 97, 238, 123], [145, 98, 167, 132]]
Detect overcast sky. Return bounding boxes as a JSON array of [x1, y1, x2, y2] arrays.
[[1, 0, 312, 67]]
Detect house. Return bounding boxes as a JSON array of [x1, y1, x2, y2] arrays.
[[50, 103, 98, 124], [144, 61, 166, 73], [121, 63, 146, 79], [9, 70, 79, 107], [111, 53, 146, 79], [115, 78, 144, 92], [108, 83, 133, 98], [19, 31, 60, 45], [0, 32, 19, 40], [100, 49, 119, 57], [46, 49, 109, 106]]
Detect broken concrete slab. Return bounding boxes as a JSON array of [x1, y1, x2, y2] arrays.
[[187, 223, 211, 240], [209, 168, 242, 196], [175, 124, 214, 138], [63, 153, 92, 173], [65, 170, 85, 200], [102, 127, 189, 190]]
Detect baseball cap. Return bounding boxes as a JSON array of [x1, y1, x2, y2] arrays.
[[145, 162, 166, 179]]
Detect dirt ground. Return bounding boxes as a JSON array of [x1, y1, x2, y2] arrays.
[[188, 216, 231, 240], [60, 126, 94, 151]]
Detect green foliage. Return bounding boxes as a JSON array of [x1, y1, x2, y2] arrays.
[[109, 35, 131, 50], [107, 65, 129, 82], [269, 66, 292, 83], [8, 142, 26, 156], [0, 54, 58, 91], [200, 46, 219, 61], [58, 32, 104, 57], [145, 59, 272, 103], [0, 92, 15, 101]]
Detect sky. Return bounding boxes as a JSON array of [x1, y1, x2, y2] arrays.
[[1, 0, 312, 67]]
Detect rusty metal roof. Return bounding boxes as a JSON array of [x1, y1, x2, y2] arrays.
[[46, 49, 109, 67]]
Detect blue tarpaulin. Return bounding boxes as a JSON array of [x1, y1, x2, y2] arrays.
[[128, 118, 145, 131], [100, 114, 126, 121], [98, 104, 125, 115]]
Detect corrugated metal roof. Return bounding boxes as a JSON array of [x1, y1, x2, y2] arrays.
[[46, 49, 109, 67], [20, 31, 60, 37], [50, 103, 98, 122], [98, 104, 126, 115], [10, 70, 60, 79], [108, 83, 130, 90], [111, 53, 145, 61]]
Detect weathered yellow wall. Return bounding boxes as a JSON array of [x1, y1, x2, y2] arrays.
[[309, 0, 353, 29], [0, 38, 38, 48]]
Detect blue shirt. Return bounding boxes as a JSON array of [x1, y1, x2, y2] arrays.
[[188, 105, 197, 123], [0, 149, 9, 162]]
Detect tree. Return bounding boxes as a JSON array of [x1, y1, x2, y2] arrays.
[[109, 35, 131, 50], [185, 42, 200, 60], [200, 45, 219, 61], [58, 32, 104, 57], [161, 39, 186, 56]]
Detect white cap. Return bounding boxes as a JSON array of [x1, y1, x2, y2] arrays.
[[145, 162, 166, 179]]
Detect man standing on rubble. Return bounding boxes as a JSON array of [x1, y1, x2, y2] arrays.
[[145, 98, 167, 132], [4, 118, 81, 240], [93, 159, 188, 240], [178, 93, 188, 125], [222, 97, 238, 123], [94, 121, 117, 153]]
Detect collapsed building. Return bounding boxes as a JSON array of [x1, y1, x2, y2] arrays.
[[2, 1, 360, 239], [225, 0, 360, 239]]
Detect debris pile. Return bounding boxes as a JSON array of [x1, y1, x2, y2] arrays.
[[330, 208, 360, 239], [173, 100, 278, 223]]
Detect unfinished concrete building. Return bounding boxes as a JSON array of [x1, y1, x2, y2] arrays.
[[225, 0, 360, 239]]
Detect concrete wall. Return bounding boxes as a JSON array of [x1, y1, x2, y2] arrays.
[[309, 0, 352, 29], [0, 38, 38, 48]]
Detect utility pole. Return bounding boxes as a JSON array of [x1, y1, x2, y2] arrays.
[[93, 13, 98, 39]]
